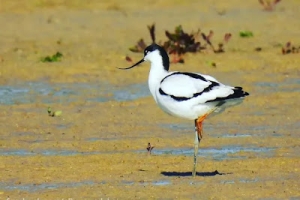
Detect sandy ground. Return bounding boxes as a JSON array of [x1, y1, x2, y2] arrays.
[[0, 0, 299, 199]]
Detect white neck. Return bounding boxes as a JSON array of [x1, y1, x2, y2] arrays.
[[148, 62, 168, 102]]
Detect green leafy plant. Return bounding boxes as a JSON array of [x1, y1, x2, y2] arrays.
[[239, 31, 254, 38], [41, 52, 63, 62], [206, 60, 217, 68], [47, 107, 62, 117]]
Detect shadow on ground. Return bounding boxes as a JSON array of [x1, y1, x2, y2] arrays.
[[161, 170, 231, 177]]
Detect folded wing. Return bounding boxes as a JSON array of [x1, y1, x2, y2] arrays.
[[159, 72, 249, 104]]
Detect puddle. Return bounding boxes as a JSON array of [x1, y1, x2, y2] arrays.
[[255, 78, 300, 93], [0, 146, 274, 160], [121, 178, 260, 187], [1, 78, 298, 105], [3, 143, 298, 160], [160, 122, 300, 138], [56, 123, 72, 129], [0, 149, 35, 156], [0, 180, 97, 192], [221, 178, 259, 184], [290, 197, 300, 200], [0, 81, 149, 105], [239, 178, 259, 183], [0, 175, 293, 193], [151, 146, 276, 161], [151, 180, 171, 186], [189, 181, 205, 185], [85, 136, 140, 142], [0, 179, 170, 192], [11, 132, 35, 136], [161, 123, 261, 138], [215, 132, 284, 138], [102, 180, 171, 186], [0, 149, 102, 156], [219, 134, 252, 138], [221, 180, 235, 184], [124, 178, 259, 186], [85, 137, 118, 142], [160, 123, 191, 131], [0, 144, 277, 159], [121, 180, 135, 185]]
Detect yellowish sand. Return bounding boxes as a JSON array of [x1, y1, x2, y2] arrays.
[[0, 0, 299, 199]]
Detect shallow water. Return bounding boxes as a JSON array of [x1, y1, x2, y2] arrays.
[[0, 81, 149, 105], [1, 1, 300, 199], [1, 76, 299, 105], [255, 78, 300, 93], [0, 145, 276, 160], [0, 180, 96, 192], [152, 145, 276, 161], [161, 123, 300, 138]]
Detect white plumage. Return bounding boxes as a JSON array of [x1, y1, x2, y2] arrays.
[[119, 43, 249, 177], [156, 72, 241, 120]]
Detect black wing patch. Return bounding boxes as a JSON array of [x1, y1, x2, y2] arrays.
[[159, 81, 219, 102], [205, 87, 249, 103], [160, 72, 207, 84], [159, 72, 249, 103]]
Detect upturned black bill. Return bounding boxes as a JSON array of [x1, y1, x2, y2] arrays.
[[118, 59, 144, 70]]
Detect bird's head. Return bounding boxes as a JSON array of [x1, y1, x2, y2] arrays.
[[119, 43, 169, 71]]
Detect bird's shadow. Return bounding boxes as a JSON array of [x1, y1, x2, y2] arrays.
[[161, 170, 231, 177]]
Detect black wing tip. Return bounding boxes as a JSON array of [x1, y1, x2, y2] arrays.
[[234, 86, 249, 97], [206, 86, 249, 103]]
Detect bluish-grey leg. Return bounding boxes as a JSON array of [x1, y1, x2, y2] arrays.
[[193, 119, 201, 177]]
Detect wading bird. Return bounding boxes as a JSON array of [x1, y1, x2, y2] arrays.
[[119, 43, 249, 177]]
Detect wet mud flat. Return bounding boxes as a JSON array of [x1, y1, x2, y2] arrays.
[[1, 0, 300, 199], [0, 75, 299, 199]]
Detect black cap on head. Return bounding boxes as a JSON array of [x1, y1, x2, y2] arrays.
[[144, 44, 169, 71], [118, 43, 169, 71]]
